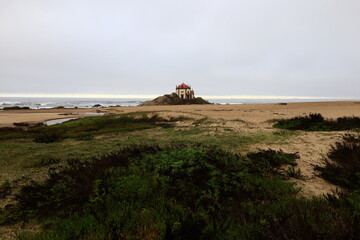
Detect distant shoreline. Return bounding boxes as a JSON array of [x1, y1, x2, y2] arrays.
[[1, 100, 360, 128], [0, 96, 358, 110]]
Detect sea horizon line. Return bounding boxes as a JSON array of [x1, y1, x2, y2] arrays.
[[0, 93, 357, 100]]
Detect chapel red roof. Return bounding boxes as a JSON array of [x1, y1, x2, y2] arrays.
[[176, 83, 191, 89]]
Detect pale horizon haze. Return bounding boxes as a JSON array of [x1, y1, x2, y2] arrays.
[[1, 0, 360, 99]]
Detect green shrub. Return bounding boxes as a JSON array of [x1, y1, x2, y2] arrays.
[[0, 127, 27, 140], [246, 149, 299, 175], [273, 113, 360, 131], [0, 179, 11, 198], [252, 198, 352, 239], [33, 129, 63, 143], [30, 157, 61, 168], [286, 166, 305, 180], [12, 146, 156, 220], [6, 145, 360, 239], [316, 134, 360, 190]]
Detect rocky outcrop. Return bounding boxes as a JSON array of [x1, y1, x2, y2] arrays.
[[52, 106, 65, 109], [3, 106, 30, 110], [140, 93, 211, 106]]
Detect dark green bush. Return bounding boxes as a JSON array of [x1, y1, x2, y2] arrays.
[[0, 127, 27, 140], [316, 134, 360, 190], [246, 149, 299, 175], [12, 145, 160, 220], [5, 145, 360, 240], [0, 180, 12, 199], [254, 198, 352, 239], [285, 166, 305, 180], [33, 129, 63, 143], [274, 113, 360, 131], [30, 157, 61, 168]]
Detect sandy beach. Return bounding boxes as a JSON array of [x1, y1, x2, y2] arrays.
[[113, 100, 360, 123], [2, 101, 360, 127], [1, 101, 360, 198]]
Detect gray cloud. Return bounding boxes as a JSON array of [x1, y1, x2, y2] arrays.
[[1, 0, 359, 97]]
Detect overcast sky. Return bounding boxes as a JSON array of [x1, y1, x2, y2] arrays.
[[0, 0, 359, 98]]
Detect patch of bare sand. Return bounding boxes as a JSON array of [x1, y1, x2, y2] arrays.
[[253, 131, 343, 198], [107, 100, 360, 126]]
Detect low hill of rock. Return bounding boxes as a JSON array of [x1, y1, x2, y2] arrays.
[[140, 93, 211, 106]]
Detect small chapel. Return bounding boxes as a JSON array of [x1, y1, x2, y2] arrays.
[[175, 83, 195, 100]]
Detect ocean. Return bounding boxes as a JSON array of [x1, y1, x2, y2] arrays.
[[0, 97, 355, 110], [0, 97, 148, 109]]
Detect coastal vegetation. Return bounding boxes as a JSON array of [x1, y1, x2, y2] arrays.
[[3, 145, 359, 240], [316, 134, 360, 190], [0, 114, 183, 142], [273, 113, 360, 131], [1, 111, 360, 239]]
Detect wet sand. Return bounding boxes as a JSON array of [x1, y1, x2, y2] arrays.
[[0, 108, 106, 127]]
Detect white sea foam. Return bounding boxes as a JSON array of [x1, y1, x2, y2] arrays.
[[1, 101, 21, 105], [0, 97, 150, 109]]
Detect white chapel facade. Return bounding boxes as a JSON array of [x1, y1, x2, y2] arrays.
[[175, 83, 195, 100]]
